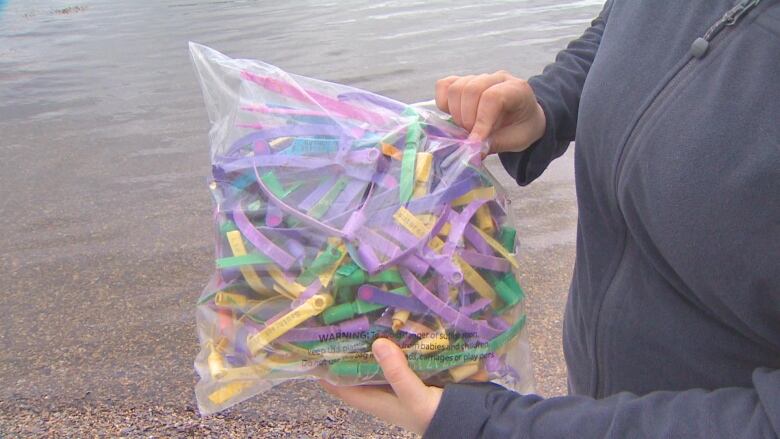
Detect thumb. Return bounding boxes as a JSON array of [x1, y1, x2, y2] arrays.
[[372, 338, 427, 403]]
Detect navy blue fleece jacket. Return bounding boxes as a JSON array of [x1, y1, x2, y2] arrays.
[[424, 1, 780, 438]]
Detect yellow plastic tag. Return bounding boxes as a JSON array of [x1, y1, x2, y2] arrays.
[[267, 265, 306, 298], [475, 205, 495, 234], [416, 214, 453, 236], [414, 152, 433, 183], [269, 137, 293, 149], [394, 207, 449, 250], [428, 236, 446, 252], [208, 381, 252, 405], [215, 354, 313, 382], [451, 187, 496, 207], [455, 257, 497, 302], [395, 207, 495, 300], [270, 285, 294, 300], [247, 294, 334, 355], [214, 291, 253, 308], [391, 309, 411, 333], [318, 244, 347, 287], [278, 342, 318, 359], [394, 207, 430, 238], [226, 230, 271, 294], [396, 208, 458, 270], [207, 346, 227, 379], [416, 213, 437, 227], [448, 361, 481, 382], [395, 319, 434, 336], [413, 182, 428, 198]]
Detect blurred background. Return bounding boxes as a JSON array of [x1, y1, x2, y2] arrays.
[[0, 0, 600, 436]]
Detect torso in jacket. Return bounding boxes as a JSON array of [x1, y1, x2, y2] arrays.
[[422, 2, 780, 437], [560, 0, 780, 398]]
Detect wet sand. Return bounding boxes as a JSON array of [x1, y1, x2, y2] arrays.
[[0, 0, 594, 436]]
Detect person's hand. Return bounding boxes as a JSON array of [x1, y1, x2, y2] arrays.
[[320, 338, 443, 435], [435, 70, 546, 154]]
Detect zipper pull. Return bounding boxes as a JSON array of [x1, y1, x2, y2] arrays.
[[690, 0, 761, 58]]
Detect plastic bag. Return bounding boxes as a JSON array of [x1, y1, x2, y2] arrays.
[[189, 42, 533, 415]]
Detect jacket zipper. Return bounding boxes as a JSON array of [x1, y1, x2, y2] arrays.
[[690, 0, 762, 58], [612, 0, 762, 199], [597, 0, 762, 398]]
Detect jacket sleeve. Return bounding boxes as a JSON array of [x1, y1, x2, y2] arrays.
[[424, 367, 780, 439], [499, 1, 612, 185]]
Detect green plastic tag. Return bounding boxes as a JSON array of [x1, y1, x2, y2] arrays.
[[216, 253, 273, 269]]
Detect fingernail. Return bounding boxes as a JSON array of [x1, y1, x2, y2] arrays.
[[482, 138, 492, 155], [372, 339, 392, 361], [467, 132, 481, 142]]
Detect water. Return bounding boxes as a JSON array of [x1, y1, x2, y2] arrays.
[[0, 0, 599, 421]]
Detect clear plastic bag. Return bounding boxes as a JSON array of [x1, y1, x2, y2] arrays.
[[189, 42, 533, 415]]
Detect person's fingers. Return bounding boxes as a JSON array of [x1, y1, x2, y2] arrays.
[[470, 79, 534, 142], [319, 346, 444, 436], [372, 338, 427, 405], [446, 75, 474, 128], [459, 71, 510, 132], [319, 378, 344, 396], [486, 102, 545, 154], [318, 378, 340, 397], [435, 76, 459, 113], [320, 380, 394, 410], [320, 379, 392, 397]]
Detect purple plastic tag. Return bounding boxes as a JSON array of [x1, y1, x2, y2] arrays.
[[399, 268, 503, 342], [459, 249, 511, 272], [326, 179, 369, 218], [463, 224, 492, 255], [459, 298, 492, 317], [442, 199, 488, 255], [298, 176, 338, 212], [265, 201, 284, 227], [341, 211, 366, 240], [233, 209, 297, 270], [356, 242, 381, 273], [357, 285, 429, 314], [291, 279, 323, 307]]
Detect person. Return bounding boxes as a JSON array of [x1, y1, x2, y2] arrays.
[[321, 0, 780, 437]]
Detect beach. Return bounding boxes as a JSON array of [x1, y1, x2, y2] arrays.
[[0, 0, 599, 436]]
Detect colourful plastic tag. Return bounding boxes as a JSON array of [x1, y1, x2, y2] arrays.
[[247, 294, 334, 355], [225, 230, 271, 294]]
